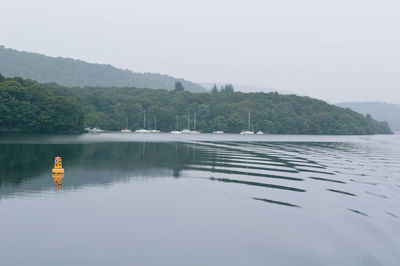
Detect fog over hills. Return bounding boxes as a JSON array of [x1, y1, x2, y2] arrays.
[[0, 45, 206, 92], [336, 102, 400, 131]]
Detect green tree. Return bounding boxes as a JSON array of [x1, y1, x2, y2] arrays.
[[85, 113, 100, 128], [174, 81, 185, 91], [211, 84, 218, 93], [223, 84, 234, 93]]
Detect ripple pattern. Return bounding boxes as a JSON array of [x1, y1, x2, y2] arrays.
[[182, 141, 400, 221]]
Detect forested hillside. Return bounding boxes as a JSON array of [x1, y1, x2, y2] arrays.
[[0, 74, 392, 134], [336, 102, 400, 131], [0, 75, 83, 133], [0, 45, 206, 92]]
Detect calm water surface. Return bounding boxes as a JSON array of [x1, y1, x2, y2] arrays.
[[1, 133, 400, 265]]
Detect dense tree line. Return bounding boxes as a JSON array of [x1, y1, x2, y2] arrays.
[[0, 74, 392, 134], [0, 45, 206, 92], [0, 74, 84, 132], [49, 80, 391, 135]]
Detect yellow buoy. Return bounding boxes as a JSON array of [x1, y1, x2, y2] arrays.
[[52, 156, 64, 174], [52, 156, 64, 189]]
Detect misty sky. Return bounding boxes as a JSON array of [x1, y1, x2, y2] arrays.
[[2, 0, 400, 103]]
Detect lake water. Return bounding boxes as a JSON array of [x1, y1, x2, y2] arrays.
[[1, 133, 400, 265]]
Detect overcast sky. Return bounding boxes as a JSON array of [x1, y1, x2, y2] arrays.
[[2, 0, 400, 103]]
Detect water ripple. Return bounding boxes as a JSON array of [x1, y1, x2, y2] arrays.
[[326, 189, 357, 197], [209, 177, 306, 192], [348, 208, 368, 217], [253, 197, 300, 208]]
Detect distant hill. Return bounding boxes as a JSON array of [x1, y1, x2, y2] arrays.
[[336, 102, 400, 131], [0, 45, 206, 92]]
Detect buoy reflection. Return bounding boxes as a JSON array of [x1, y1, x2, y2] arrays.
[[52, 173, 64, 189]]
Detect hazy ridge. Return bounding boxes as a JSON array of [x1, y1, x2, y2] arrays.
[[0, 45, 206, 92], [336, 102, 400, 131]]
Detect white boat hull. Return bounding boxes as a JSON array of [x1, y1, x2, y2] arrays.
[[135, 129, 150, 133]]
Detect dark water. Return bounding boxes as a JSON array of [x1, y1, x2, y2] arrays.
[[1, 133, 400, 265]]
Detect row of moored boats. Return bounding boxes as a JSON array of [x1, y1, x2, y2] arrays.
[[86, 128, 264, 134], [86, 111, 265, 135]]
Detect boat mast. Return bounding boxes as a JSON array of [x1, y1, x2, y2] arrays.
[[154, 115, 157, 130], [194, 112, 196, 130], [144, 109, 146, 129], [176, 115, 179, 130], [187, 111, 190, 130], [248, 112, 250, 130], [126, 117, 129, 129]]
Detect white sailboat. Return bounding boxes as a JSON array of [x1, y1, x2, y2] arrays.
[[121, 117, 132, 133], [135, 109, 150, 133], [256, 130, 264, 135], [190, 111, 200, 134], [86, 127, 104, 133], [134, 129, 150, 133], [90, 127, 104, 133], [240, 112, 254, 135], [171, 115, 182, 134], [240, 130, 254, 135], [181, 112, 191, 134], [213, 118, 224, 134], [149, 115, 160, 133]]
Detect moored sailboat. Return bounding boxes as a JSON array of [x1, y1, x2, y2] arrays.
[[149, 115, 160, 133], [171, 115, 182, 134], [181, 112, 191, 134], [121, 117, 132, 133], [212, 118, 224, 134], [135, 109, 150, 133], [190, 111, 200, 134], [240, 112, 254, 135]]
